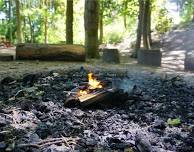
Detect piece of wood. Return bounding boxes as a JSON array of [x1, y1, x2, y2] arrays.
[[78, 89, 114, 106], [16, 43, 86, 61]]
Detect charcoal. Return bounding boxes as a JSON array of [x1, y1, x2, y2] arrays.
[[0, 69, 194, 152]]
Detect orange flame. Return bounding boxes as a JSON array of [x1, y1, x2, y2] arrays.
[[88, 73, 102, 89], [79, 90, 88, 95], [79, 73, 102, 96]]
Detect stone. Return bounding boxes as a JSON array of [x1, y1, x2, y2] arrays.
[[152, 120, 166, 130], [0, 117, 7, 127], [0, 76, 15, 85], [135, 133, 153, 152], [0, 142, 7, 150]]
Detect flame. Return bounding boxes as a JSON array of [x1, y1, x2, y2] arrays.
[[88, 73, 102, 89], [79, 90, 88, 95], [78, 73, 102, 96]]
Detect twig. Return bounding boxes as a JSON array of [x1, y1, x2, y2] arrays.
[[16, 137, 79, 149]]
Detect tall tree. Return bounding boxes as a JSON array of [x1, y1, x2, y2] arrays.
[[133, 0, 144, 58], [44, 0, 48, 44], [99, 0, 104, 44], [142, 0, 151, 50], [84, 0, 99, 58], [8, 0, 12, 43], [16, 0, 23, 43], [66, 0, 73, 44]]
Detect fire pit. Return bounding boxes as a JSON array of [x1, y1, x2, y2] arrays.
[[64, 72, 128, 107]]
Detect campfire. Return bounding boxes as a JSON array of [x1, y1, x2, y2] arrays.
[[64, 72, 122, 107], [78, 73, 103, 96]]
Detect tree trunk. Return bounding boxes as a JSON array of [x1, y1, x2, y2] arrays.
[[16, 44, 86, 61], [28, 17, 34, 43], [99, 1, 103, 44], [16, 0, 23, 43], [123, 0, 127, 29], [84, 0, 99, 58], [44, 0, 48, 44], [133, 0, 144, 58], [66, 0, 73, 44], [8, 0, 12, 43], [147, 3, 152, 45], [142, 0, 151, 50]]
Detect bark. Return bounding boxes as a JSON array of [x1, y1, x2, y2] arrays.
[[44, 0, 48, 44], [99, 1, 103, 44], [8, 0, 12, 43], [84, 0, 99, 58], [66, 0, 73, 44], [133, 0, 144, 58], [16, 0, 23, 43], [16, 44, 86, 61], [147, 4, 152, 45], [142, 0, 151, 50]]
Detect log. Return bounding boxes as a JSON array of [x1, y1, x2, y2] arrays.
[[16, 43, 86, 61]]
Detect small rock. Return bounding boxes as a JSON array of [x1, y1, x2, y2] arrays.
[[0, 141, 7, 150], [0, 77, 15, 85], [73, 109, 84, 117], [135, 133, 152, 152], [153, 120, 166, 130], [0, 117, 7, 127], [85, 138, 97, 146]]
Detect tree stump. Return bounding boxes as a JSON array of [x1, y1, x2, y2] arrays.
[[184, 54, 194, 71], [138, 49, 161, 66], [102, 49, 120, 64], [16, 43, 86, 61]]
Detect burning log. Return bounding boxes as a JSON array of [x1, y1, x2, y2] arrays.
[[64, 73, 131, 107], [78, 89, 115, 106], [16, 43, 86, 61]]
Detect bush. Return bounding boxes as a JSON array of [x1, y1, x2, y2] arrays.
[[104, 31, 123, 44], [155, 8, 173, 34]]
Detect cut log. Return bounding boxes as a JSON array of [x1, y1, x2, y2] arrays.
[[78, 89, 114, 107], [16, 43, 86, 61], [102, 49, 120, 63]]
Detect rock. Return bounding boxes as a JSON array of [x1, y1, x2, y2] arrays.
[[43, 144, 70, 152], [22, 74, 39, 86], [0, 77, 15, 85], [0, 117, 7, 127], [73, 109, 84, 117], [85, 138, 97, 146], [135, 133, 153, 152], [0, 141, 7, 150], [152, 120, 166, 130]]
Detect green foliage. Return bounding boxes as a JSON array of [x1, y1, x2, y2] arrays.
[[180, 0, 194, 23], [106, 32, 123, 44], [167, 118, 181, 126], [155, 8, 173, 34]]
